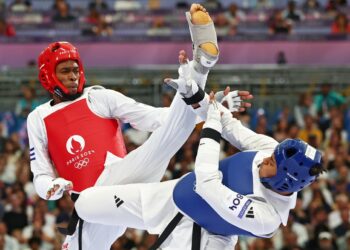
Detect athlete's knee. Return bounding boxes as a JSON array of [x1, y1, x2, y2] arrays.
[[75, 188, 97, 221]]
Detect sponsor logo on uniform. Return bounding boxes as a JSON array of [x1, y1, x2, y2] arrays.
[[229, 194, 253, 219], [245, 206, 254, 219], [114, 195, 124, 207], [65, 135, 95, 169], [238, 199, 252, 219], [30, 147, 35, 161]]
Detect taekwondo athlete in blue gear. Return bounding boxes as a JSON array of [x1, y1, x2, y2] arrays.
[[174, 139, 323, 237], [167, 93, 325, 249]]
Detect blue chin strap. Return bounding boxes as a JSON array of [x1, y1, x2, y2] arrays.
[[260, 139, 322, 193]]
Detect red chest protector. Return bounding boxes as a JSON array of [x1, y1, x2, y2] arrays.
[[44, 98, 126, 192]]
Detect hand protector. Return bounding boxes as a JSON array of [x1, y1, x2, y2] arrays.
[[203, 99, 222, 133], [215, 90, 242, 113], [47, 177, 73, 200], [165, 61, 198, 98]]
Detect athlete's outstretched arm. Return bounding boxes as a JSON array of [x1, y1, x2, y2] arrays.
[[220, 105, 278, 152], [190, 89, 278, 152], [194, 95, 280, 236], [88, 87, 170, 132]]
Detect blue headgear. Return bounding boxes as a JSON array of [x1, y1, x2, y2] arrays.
[[260, 139, 322, 193]]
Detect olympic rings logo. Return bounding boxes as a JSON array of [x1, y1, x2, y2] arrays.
[[74, 158, 89, 169]]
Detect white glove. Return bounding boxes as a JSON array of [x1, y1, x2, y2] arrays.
[[165, 60, 198, 98], [203, 99, 222, 133], [46, 177, 73, 200], [215, 90, 242, 113], [178, 59, 191, 82]]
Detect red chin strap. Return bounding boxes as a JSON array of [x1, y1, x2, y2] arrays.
[[38, 41, 86, 96]]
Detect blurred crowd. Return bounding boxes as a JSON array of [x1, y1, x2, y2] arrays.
[[0, 0, 350, 39], [0, 80, 349, 250]]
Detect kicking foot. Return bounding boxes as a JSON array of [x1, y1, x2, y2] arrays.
[[186, 3, 219, 75]]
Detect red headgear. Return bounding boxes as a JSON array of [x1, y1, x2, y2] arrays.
[[38, 41, 86, 97]]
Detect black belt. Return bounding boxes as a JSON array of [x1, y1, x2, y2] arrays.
[[57, 193, 84, 250], [149, 212, 201, 250]]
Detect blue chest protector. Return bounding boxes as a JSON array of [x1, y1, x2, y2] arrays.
[[173, 151, 258, 236]]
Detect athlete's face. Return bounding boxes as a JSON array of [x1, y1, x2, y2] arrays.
[[56, 60, 80, 95], [259, 154, 277, 178]]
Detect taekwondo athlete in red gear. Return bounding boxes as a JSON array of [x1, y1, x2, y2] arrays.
[[27, 41, 206, 249]]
